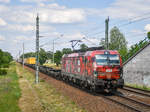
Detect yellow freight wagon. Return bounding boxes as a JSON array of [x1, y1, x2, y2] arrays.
[[27, 57, 36, 64]]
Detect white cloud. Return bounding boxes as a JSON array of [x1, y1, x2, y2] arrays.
[[0, 5, 10, 12], [8, 24, 33, 32], [20, 0, 48, 3], [0, 0, 10, 3], [1, 3, 85, 24], [145, 24, 150, 32], [15, 36, 31, 41], [47, 3, 66, 9], [39, 5, 86, 24], [82, 38, 99, 46], [65, 32, 84, 40], [87, 0, 150, 20], [0, 35, 5, 41], [8, 10, 34, 23], [13, 35, 34, 44], [0, 18, 7, 26]]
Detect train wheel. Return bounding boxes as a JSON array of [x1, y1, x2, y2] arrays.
[[79, 81, 84, 89], [90, 83, 96, 93]]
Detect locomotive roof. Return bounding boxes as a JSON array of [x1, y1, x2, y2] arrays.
[[62, 50, 119, 58]]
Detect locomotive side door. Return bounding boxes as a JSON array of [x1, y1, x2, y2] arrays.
[[87, 57, 92, 76]]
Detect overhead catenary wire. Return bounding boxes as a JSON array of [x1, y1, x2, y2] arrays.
[[82, 37, 99, 46], [81, 21, 105, 35], [110, 11, 150, 27], [84, 13, 150, 38], [116, 16, 150, 28]]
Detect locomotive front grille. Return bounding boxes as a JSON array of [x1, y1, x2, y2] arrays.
[[106, 74, 111, 79]]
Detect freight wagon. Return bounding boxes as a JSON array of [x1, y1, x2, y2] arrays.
[[24, 57, 36, 65]]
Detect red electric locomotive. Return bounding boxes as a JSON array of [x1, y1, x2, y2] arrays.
[[61, 48, 124, 92]]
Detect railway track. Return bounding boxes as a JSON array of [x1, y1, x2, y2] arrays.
[[22, 64, 150, 112], [101, 92, 150, 112], [122, 86, 150, 97]]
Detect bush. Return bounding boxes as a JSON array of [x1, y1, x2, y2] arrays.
[[2, 63, 9, 68], [0, 69, 7, 75], [0, 49, 13, 68]]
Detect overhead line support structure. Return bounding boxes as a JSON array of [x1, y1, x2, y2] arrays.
[[23, 43, 24, 69], [35, 14, 39, 84], [70, 40, 82, 51], [105, 17, 109, 50]]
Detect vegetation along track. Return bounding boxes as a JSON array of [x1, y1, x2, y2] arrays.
[[22, 63, 150, 112]]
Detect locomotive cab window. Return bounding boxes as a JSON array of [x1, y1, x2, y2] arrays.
[[95, 54, 120, 65]]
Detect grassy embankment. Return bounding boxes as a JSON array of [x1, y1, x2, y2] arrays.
[[125, 83, 150, 91], [17, 63, 86, 112], [0, 62, 21, 112]]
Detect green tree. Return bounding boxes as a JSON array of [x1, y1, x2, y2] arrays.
[[54, 50, 62, 66], [80, 44, 88, 51], [109, 26, 128, 57], [99, 38, 105, 47], [20, 52, 36, 58], [62, 48, 72, 54], [0, 49, 4, 67], [0, 49, 13, 68], [39, 48, 48, 65], [147, 32, 150, 40], [3, 52, 13, 62], [46, 51, 53, 59]]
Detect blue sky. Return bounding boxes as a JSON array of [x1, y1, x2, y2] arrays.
[[0, 0, 150, 58]]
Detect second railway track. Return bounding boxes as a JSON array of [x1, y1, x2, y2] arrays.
[[122, 86, 150, 97], [101, 92, 150, 112]]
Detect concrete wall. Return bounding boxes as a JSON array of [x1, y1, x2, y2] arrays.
[[123, 43, 150, 87]]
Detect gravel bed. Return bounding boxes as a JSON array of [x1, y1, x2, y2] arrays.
[[24, 65, 134, 112]]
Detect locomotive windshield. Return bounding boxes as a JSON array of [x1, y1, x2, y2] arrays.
[[95, 54, 120, 65]]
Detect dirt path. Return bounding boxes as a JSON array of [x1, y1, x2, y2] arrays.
[[17, 63, 85, 112], [17, 67, 44, 112]]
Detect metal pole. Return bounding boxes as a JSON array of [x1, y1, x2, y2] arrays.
[[52, 35, 63, 64], [18, 50, 21, 62], [23, 43, 24, 69], [35, 14, 39, 84], [19, 50, 21, 59], [53, 40, 54, 63], [105, 17, 109, 50]]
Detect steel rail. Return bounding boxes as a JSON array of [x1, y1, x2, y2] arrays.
[[124, 86, 150, 92], [115, 93, 150, 107], [122, 88, 150, 97], [101, 95, 142, 112]]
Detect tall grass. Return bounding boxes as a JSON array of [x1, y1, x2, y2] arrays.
[[125, 83, 150, 91], [0, 62, 21, 112]]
